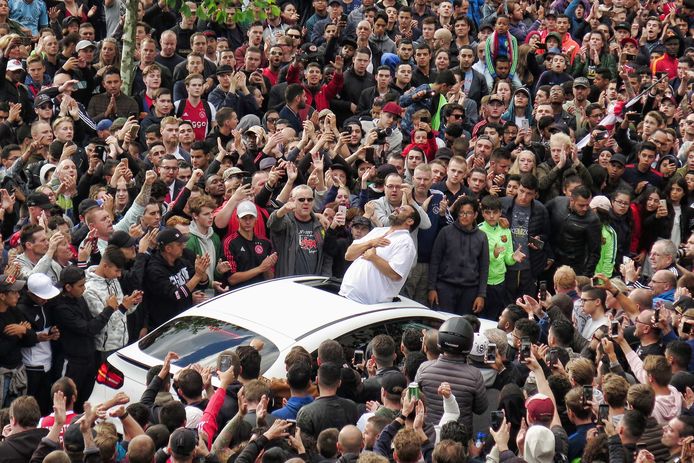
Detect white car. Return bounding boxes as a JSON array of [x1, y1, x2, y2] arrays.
[[90, 276, 495, 404]]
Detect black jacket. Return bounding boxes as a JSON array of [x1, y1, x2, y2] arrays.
[[360, 366, 401, 403], [0, 428, 48, 463], [143, 250, 203, 330], [49, 293, 114, 361], [546, 196, 602, 276], [296, 396, 359, 438], [501, 197, 551, 277], [332, 68, 375, 125], [0, 306, 38, 369]]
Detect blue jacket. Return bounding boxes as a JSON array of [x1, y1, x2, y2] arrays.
[[273, 396, 315, 420]]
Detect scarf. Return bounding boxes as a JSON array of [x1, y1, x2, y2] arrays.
[[484, 31, 518, 77]]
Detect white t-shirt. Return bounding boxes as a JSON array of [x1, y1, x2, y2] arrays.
[[339, 227, 417, 304]]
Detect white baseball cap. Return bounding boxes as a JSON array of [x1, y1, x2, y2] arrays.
[[237, 200, 257, 218], [27, 273, 60, 300], [7, 59, 23, 72]]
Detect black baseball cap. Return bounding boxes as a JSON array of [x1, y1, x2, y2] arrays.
[[108, 230, 136, 248], [0, 275, 25, 292], [78, 199, 100, 217], [169, 428, 197, 457], [381, 371, 407, 400], [216, 65, 233, 76], [157, 227, 188, 246], [351, 216, 372, 230], [26, 192, 52, 209]]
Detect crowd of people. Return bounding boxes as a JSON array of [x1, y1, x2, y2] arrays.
[[0, 0, 694, 462]]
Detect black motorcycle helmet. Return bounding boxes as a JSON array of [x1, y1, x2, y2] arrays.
[[437, 316, 474, 355]]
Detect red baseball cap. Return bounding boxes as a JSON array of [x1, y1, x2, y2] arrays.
[[525, 394, 555, 422]]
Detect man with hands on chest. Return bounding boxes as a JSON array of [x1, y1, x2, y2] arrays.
[[340, 205, 419, 304]]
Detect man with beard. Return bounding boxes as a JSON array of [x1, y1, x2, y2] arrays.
[[340, 205, 419, 304], [280, 84, 313, 135]]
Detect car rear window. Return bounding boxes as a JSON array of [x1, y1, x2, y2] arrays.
[[139, 316, 279, 374]]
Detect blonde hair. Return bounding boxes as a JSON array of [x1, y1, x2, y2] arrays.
[[549, 132, 571, 148], [509, 150, 537, 176], [554, 265, 576, 290]]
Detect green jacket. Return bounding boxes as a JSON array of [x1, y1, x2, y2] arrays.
[[479, 221, 517, 285], [594, 224, 617, 278]]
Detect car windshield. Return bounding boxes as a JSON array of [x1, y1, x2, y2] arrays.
[[139, 316, 279, 374]]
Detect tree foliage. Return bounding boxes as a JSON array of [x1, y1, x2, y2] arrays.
[[168, 0, 280, 25]]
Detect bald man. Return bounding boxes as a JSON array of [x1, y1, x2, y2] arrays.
[[337, 425, 364, 458], [127, 435, 156, 463], [649, 269, 677, 302], [631, 308, 665, 358]]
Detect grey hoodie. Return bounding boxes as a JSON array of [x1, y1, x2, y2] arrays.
[[15, 252, 62, 284], [83, 266, 138, 352]]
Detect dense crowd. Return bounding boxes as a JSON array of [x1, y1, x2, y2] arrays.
[[1, 0, 694, 462]]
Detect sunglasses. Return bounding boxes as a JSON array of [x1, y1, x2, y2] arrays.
[[38, 104, 52, 110], [296, 197, 313, 203]]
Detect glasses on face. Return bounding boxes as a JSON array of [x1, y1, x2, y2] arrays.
[[296, 197, 313, 203], [459, 211, 475, 217], [451, 113, 463, 119], [267, 117, 278, 123], [288, 34, 301, 39], [38, 104, 52, 110], [613, 200, 629, 206]]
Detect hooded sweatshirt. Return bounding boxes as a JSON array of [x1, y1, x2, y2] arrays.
[[83, 266, 137, 352], [186, 221, 221, 284], [626, 350, 683, 425], [428, 221, 489, 296]]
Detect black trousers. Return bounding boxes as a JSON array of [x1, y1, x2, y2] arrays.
[[435, 281, 478, 315], [483, 282, 508, 322], [26, 368, 52, 416], [64, 357, 98, 413], [505, 269, 538, 301]]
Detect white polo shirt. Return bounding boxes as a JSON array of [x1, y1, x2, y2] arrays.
[[340, 227, 417, 304]]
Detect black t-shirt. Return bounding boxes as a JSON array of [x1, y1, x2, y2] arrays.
[[227, 234, 273, 289], [295, 219, 320, 275]]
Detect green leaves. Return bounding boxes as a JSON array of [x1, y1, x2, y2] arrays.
[[175, 0, 278, 25]]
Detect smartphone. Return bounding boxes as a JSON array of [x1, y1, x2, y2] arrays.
[[485, 344, 497, 364], [408, 382, 420, 400], [520, 337, 531, 362], [286, 419, 297, 436], [353, 349, 364, 364], [682, 322, 693, 334], [519, 118, 530, 130], [364, 146, 375, 164], [598, 404, 610, 423], [659, 199, 667, 209], [536, 42, 547, 50], [490, 411, 505, 431], [242, 176, 252, 186], [340, 13, 347, 22], [549, 348, 558, 367], [219, 354, 234, 373], [611, 320, 620, 337], [622, 256, 632, 265], [539, 281, 547, 301], [420, 116, 431, 123], [583, 385, 593, 404], [595, 131, 609, 140], [626, 112, 640, 121], [129, 125, 140, 139], [529, 236, 544, 250], [341, 130, 351, 137]]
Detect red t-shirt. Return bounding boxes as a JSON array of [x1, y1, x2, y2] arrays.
[[180, 99, 209, 141], [39, 411, 78, 443]]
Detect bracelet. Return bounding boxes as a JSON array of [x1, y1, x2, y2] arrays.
[[118, 411, 129, 420], [397, 414, 407, 422]]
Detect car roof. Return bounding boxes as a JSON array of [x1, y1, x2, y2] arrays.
[[189, 276, 431, 341]]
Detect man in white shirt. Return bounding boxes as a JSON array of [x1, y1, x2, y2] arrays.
[[579, 286, 609, 341], [340, 206, 419, 304]]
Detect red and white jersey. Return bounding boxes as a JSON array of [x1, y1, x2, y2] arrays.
[[39, 411, 78, 442]]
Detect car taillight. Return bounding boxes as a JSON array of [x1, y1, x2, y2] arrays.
[[96, 361, 124, 389]]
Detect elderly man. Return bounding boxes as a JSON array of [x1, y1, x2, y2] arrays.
[[624, 239, 680, 289]]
